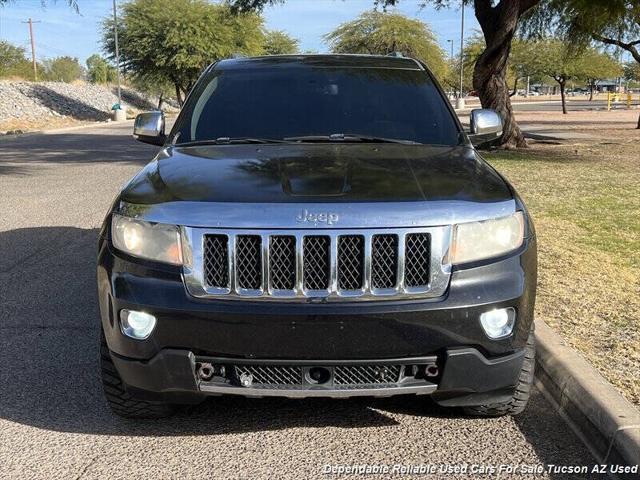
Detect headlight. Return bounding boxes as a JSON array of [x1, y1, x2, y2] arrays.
[[449, 212, 524, 265], [111, 214, 182, 265]]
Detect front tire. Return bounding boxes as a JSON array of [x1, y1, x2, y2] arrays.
[[463, 326, 535, 417], [100, 331, 176, 419]]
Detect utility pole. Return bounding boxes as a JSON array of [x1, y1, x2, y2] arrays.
[[112, 0, 122, 107], [456, 1, 465, 109], [22, 18, 41, 81], [447, 39, 454, 60]]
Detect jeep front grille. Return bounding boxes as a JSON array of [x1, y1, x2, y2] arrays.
[[186, 227, 452, 301]]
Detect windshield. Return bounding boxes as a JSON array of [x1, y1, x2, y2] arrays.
[[174, 65, 460, 146]]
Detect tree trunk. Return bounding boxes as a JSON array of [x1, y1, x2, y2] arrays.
[[588, 81, 594, 101], [174, 83, 184, 106], [510, 76, 519, 97], [637, 111, 640, 129], [472, 0, 539, 149], [559, 79, 567, 114], [157, 92, 164, 110]]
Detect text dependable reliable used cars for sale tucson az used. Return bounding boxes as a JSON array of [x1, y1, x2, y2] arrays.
[[97, 55, 537, 419]]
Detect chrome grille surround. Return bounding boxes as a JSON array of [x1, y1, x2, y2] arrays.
[[182, 226, 452, 302]]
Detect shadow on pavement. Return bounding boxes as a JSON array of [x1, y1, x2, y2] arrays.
[[0, 226, 597, 473], [0, 130, 158, 171]]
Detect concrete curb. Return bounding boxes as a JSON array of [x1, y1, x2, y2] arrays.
[[535, 320, 640, 473]]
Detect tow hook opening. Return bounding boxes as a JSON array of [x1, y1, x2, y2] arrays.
[[405, 363, 440, 379], [306, 366, 331, 385], [196, 362, 217, 381]]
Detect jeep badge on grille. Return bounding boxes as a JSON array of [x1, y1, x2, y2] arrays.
[[296, 209, 339, 226]]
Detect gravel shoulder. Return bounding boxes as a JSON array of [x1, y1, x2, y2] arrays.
[[0, 123, 599, 479]]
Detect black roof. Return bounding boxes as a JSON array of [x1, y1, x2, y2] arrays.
[[215, 54, 423, 71]]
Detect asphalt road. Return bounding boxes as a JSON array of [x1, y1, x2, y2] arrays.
[[0, 123, 598, 479]]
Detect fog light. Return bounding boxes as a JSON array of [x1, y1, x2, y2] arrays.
[[120, 309, 156, 340], [480, 308, 516, 339]]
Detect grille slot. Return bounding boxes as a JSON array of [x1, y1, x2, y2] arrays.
[[269, 236, 296, 290], [404, 233, 430, 287], [303, 236, 330, 291], [236, 235, 262, 290], [203, 235, 229, 288], [334, 365, 402, 385], [235, 365, 303, 386], [371, 234, 398, 289], [338, 235, 365, 290]]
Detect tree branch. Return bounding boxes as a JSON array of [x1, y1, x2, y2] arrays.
[[592, 33, 640, 63], [518, 0, 541, 15]]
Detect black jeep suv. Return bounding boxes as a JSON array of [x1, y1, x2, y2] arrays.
[[97, 55, 536, 418]]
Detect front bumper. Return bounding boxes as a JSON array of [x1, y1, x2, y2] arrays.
[[110, 347, 526, 406], [97, 234, 536, 406]]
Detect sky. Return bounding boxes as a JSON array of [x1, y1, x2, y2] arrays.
[[0, 0, 478, 64]]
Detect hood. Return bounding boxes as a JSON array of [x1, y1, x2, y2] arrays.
[[120, 144, 512, 206]]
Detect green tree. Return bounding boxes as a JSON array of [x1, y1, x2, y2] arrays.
[[42, 56, 84, 82], [580, 50, 623, 100], [623, 61, 640, 87], [442, 34, 482, 96], [129, 75, 175, 109], [508, 39, 547, 95], [0, 40, 29, 78], [534, 40, 622, 113], [323, 11, 447, 80], [264, 30, 299, 54], [102, 0, 265, 105], [86, 54, 116, 84], [524, 0, 640, 127]]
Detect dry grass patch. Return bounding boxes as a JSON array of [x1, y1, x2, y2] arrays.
[[485, 140, 640, 407]]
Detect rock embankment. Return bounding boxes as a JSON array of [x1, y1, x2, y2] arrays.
[[0, 81, 168, 132]]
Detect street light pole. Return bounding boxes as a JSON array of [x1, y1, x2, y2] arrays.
[[112, 0, 122, 108], [456, 1, 465, 109]]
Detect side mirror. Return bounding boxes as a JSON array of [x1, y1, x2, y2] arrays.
[[133, 111, 166, 146], [468, 109, 502, 147]]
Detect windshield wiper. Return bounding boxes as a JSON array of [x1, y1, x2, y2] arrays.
[[175, 137, 288, 147], [283, 133, 421, 144]]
